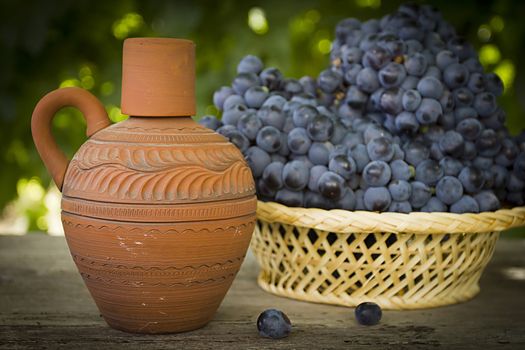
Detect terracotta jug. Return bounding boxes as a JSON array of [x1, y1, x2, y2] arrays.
[[31, 38, 256, 334]]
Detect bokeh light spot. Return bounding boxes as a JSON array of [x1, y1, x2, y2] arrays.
[[305, 10, 320, 23], [112, 13, 144, 40], [59, 79, 81, 88], [248, 7, 269, 35], [479, 44, 501, 66], [355, 0, 381, 8], [100, 82, 115, 96], [317, 39, 332, 54], [494, 59, 515, 93], [81, 76, 95, 90], [107, 105, 129, 123], [490, 16, 504, 32], [477, 25, 491, 42]]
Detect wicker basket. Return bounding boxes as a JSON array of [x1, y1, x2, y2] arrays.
[[251, 201, 525, 310]]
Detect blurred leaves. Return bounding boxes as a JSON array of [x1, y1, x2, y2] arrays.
[[0, 0, 525, 227]]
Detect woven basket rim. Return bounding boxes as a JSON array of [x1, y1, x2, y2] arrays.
[[256, 201, 525, 234]]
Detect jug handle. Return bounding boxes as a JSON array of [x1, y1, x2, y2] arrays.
[[31, 87, 111, 191]]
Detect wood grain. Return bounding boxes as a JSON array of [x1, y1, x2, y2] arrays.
[[1, 235, 524, 349]]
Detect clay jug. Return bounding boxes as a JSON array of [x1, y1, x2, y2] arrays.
[[31, 38, 256, 334]]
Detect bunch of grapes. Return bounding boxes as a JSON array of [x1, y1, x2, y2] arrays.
[[200, 3, 525, 213]]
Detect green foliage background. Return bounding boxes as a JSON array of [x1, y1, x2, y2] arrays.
[[0, 0, 524, 231]]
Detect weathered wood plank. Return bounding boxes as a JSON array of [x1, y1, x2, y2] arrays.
[[1, 235, 524, 349]]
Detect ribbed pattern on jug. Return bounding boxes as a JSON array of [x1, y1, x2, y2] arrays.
[[61, 117, 256, 206]]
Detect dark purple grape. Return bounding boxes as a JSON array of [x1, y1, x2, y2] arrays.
[[459, 166, 485, 193], [443, 63, 469, 89], [389, 201, 412, 213], [417, 76, 444, 99], [435, 50, 458, 70], [439, 130, 464, 155], [450, 195, 479, 213], [336, 188, 357, 210], [367, 137, 394, 161], [292, 105, 318, 128], [415, 98, 443, 125], [405, 141, 430, 166], [244, 86, 269, 108], [304, 190, 332, 209], [455, 118, 482, 141], [282, 160, 309, 191], [476, 129, 501, 157], [308, 165, 328, 192], [363, 160, 391, 186], [440, 157, 463, 176], [424, 66, 441, 80], [513, 153, 525, 179], [287, 128, 311, 155], [198, 115, 222, 130], [318, 69, 343, 93], [473, 92, 497, 118], [356, 67, 380, 93], [344, 64, 363, 85], [467, 73, 485, 94], [257, 105, 285, 130], [225, 129, 250, 153], [364, 187, 391, 211], [401, 76, 419, 90], [349, 144, 370, 172], [281, 79, 303, 98], [378, 62, 406, 88], [484, 72, 504, 96], [439, 90, 454, 112], [262, 95, 286, 110], [256, 126, 282, 153], [474, 191, 501, 212], [262, 162, 284, 190], [307, 114, 334, 142], [213, 86, 235, 110], [256, 178, 276, 199], [447, 37, 474, 61], [402, 89, 422, 112], [389, 180, 412, 201], [395, 111, 419, 134], [237, 55, 263, 74], [415, 159, 443, 186], [237, 112, 262, 140], [245, 146, 271, 177], [299, 76, 317, 96], [380, 88, 404, 115], [436, 176, 463, 205], [275, 189, 304, 207], [409, 181, 431, 208], [404, 53, 428, 76], [362, 45, 391, 70], [308, 142, 332, 165], [329, 155, 357, 179], [260, 67, 283, 90], [391, 159, 413, 181], [345, 86, 369, 110], [463, 57, 483, 73], [222, 104, 247, 125], [453, 87, 474, 107], [420, 197, 447, 212], [232, 72, 260, 95], [318, 171, 346, 199], [507, 173, 524, 192]]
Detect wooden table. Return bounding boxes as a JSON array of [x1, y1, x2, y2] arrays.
[[1, 234, 524, 349]]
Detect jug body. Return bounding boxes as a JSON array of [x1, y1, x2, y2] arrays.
[[31, 38, 257, 333]]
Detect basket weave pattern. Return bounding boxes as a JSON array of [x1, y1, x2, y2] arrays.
[[251, 202, 525, 309]]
